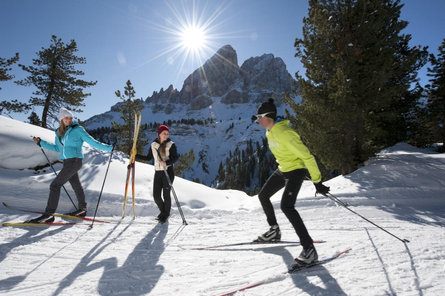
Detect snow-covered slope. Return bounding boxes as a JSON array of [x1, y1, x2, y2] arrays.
[[0, 116, 444, 295]]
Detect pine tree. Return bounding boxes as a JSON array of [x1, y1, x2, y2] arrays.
[[425, 38, 445, 151], [28, 112, 42, 126], [0, 53, 19, 87], [111, 80, 147, 154], [0, 99, 31, 116], [0, 53, 31, 115], [216, 138, 275, 193], [285, 0, 428, 174], [174, 149, 196, 178], [217, 161, 225, 183], [15, 35, 96, 127]]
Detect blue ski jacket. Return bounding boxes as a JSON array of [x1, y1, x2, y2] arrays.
[[40, 120, 112, 160]]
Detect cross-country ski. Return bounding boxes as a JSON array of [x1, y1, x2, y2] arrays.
[[2, 201, 111, 223], [216, 248, 352, 296], [121, 111, 142, 219], [186, 240, 326, 250], [2, 221, 88, 227]]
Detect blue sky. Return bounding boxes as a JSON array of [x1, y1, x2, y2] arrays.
[[1, 0, 444, 122]]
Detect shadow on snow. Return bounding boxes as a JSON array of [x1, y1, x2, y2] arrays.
[[51, 222, 168, 296]]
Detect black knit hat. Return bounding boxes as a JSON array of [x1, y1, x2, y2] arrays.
[[257, 98, 277, 120]]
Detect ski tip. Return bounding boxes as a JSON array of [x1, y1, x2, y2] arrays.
[[337, 248, 352, 257], [313, 240, 327, 244]]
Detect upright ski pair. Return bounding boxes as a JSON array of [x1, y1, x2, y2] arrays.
[[121, 112, 142, 219]]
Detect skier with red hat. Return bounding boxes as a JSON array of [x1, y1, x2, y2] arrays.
[[137, 124, 178, 223]]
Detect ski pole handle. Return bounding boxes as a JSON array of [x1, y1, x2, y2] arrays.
[[31, 136, 41, 146]]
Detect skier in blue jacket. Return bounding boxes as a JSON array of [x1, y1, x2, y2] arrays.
[[27, 107, 113, 223]]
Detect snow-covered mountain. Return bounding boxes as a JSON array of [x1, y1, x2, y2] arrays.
[[83, 45, 297, 186], [1, 115, 444, 295]]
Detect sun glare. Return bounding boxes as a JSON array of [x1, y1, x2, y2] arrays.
[[181, 25, 206, 50], [143, 1, 238, 82]]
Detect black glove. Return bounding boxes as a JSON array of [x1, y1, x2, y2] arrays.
[[33, 137, 41, 146], [127, 162, 134, 170], [314, 182, 330, 196]]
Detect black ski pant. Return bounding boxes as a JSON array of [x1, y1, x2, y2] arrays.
[[153, 168, 174, 218], [258, 168, 313, 248], [45, 158, 86, 215]]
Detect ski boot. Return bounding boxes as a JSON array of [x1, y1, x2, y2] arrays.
[[253, 225, 281, 242]]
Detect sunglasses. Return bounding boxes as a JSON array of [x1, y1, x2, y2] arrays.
[[255, 112, 273, 119]]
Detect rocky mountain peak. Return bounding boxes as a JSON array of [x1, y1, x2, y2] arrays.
[[178, 44, 241, 108], [241, 53, 293, 93], [143, 44, 294, 110]]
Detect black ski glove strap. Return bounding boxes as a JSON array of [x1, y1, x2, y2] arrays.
[[314, 182, 330, 196]]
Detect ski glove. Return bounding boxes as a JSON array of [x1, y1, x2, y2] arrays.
[[314, 182, 330, 196], [33, 137, 41, 146]]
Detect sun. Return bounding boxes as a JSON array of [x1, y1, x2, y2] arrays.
[[180, 25, 207, 50], [143, 0, 237, 79]]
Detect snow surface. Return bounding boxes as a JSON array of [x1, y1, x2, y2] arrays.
[[0, 115, 444, 296]]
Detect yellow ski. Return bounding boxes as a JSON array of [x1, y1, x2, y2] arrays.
[[122, 112, 142, 219]]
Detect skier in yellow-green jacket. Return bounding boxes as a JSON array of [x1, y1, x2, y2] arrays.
[[253, 98, 330, 266]]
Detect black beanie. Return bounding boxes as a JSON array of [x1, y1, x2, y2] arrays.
[[257, 98, 277, 119]]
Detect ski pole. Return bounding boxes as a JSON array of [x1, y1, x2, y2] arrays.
[[155, 148, 187, 225], [162, 167, 188, 225], [322, 192, 409, 243], [90, 145, 115, 229], [34, 139, 77, 210]]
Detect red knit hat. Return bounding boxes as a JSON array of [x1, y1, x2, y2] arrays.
[[158, 125, 169, 136]]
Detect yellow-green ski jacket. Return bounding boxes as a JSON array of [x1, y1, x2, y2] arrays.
[[266, 120, 322, 183]]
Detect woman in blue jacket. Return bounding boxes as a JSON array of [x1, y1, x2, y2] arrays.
[[27, 107, 113, 223]]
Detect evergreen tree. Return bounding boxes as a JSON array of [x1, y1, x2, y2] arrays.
[[0, 53, 19, 88], [0, 53, 31, 115], [87, 126, 114, 144], [0, 99, 31, 116], [174, 149, 196, 178], [285, 0, 428, 174], [217, 161, 225, 183], [28, 111, 42, 126], [111, 80, 147, 154], [216, 138, 275, 194], [425, 38, 445, 151], [15, 35, 96, 127]]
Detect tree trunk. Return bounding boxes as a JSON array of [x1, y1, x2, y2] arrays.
[[41, 59, 57, 128], [41, 83, 54, 128]]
